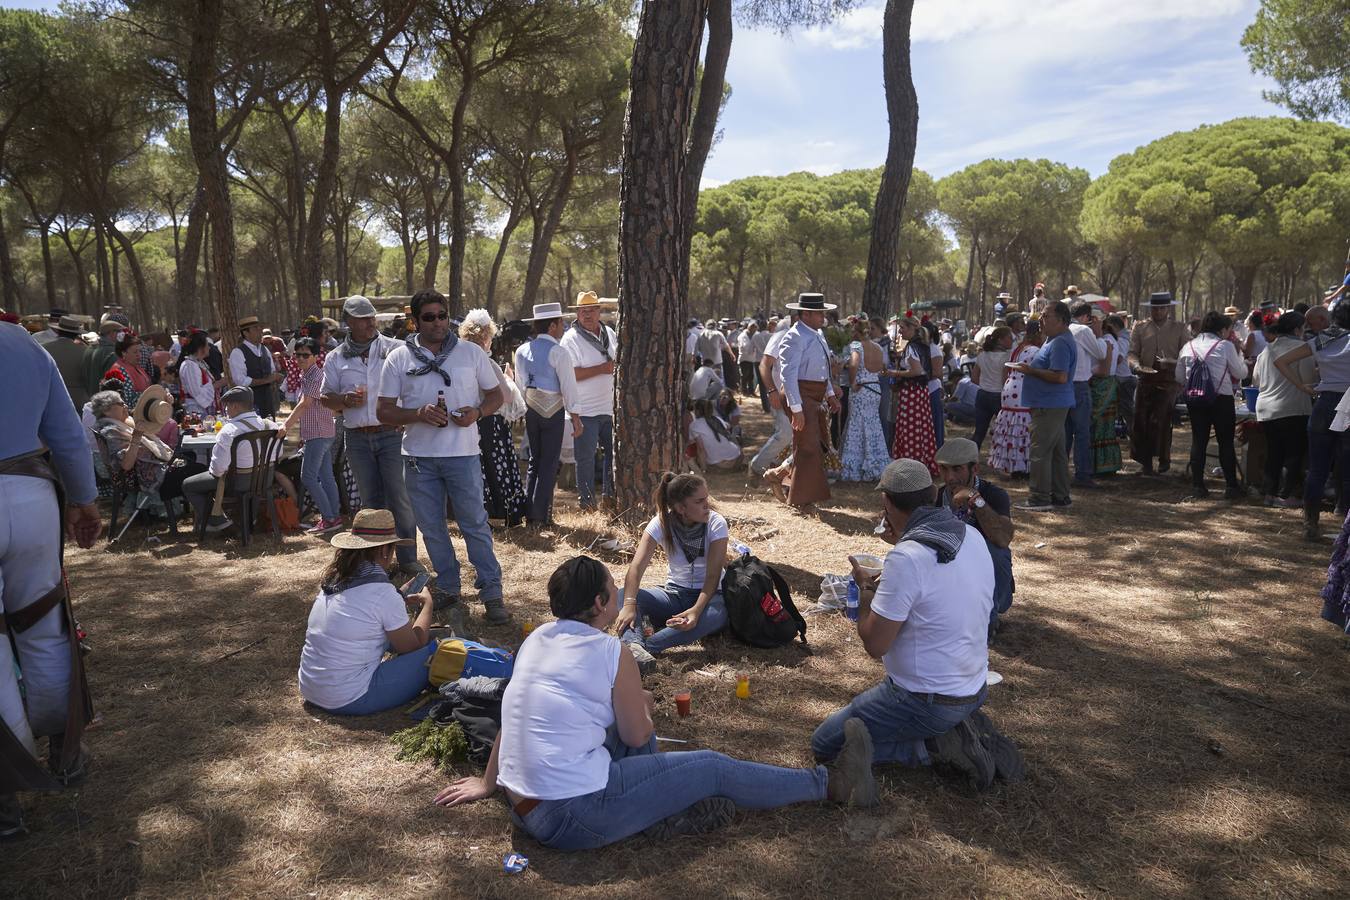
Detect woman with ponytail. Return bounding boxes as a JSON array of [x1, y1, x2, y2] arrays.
[[614, 472, 730, 659], [432, 554, 879, 849]]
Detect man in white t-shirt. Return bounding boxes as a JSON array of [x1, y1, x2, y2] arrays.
[[811, 458, 997, 788], [377, 290, 509, 624], [1065, 298, 1105, 488], [560, 291, 618, 512]]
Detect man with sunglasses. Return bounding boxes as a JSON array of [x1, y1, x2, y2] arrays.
[[378, 291, 510, 624], [321, 295, 423, 576]]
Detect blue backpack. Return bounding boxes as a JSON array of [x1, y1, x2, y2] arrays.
[[426, 639, 514, 687]]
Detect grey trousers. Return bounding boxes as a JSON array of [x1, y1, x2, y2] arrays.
[[1029, 407, 1071, 505]]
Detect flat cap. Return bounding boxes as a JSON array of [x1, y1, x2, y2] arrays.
[[343, 295, 378, 318], [875, 458, 934, 494], [934, 437, 978, 466], [221, 385, 254, 406]]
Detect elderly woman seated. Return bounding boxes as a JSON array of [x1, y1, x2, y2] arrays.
[[90, 389, 206, 520]]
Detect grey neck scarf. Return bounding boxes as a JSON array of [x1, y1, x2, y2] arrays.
[[571, 321, 611, 358], [406, 332, 457, 386]]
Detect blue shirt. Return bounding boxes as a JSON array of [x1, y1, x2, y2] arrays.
[[0, 322, 97, 504], [1021, 332, 1077, 410]]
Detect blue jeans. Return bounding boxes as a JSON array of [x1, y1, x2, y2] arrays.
[[1065, 380, 1093, 482], [988, 543, 1014, 634], [930, 389, 945, 448], [404, 455, 502, 601], [811, 678, 986, 766], [945, 400, 976, 425], [329, 640, 438, 715], [750, 406, 792, 475], [300, 436, 340, 521], [344, 427, 417, 566], [625, 583, 728, 655], [574, 414, 614, 507], [1304, 390, 1350, 510], [512, 725, 827, 850]]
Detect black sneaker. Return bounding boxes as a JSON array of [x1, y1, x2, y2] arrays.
[[642, 797, 736, 839], [1051, 498, 1072, 508], [1224, 485, 1247, 500], [1014, 499, 1053, 512], [1193, 483, 1211, 499], [825, 718, 879, 807], [928, 718, 996, 790], [967, 710, 1026, 783]]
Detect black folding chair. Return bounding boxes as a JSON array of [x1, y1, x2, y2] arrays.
[[195, 429, 285, 547]]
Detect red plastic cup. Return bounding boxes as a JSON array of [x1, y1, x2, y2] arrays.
[[675, 691, 691, 717]]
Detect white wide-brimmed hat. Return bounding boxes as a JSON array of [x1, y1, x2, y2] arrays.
[[524, 302, 570, 322]]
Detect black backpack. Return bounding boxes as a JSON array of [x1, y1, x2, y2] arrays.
[[720, 555, 808, 648]]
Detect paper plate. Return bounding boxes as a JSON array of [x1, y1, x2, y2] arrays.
[[986, 670, 1004, 686], [1004, 361, 1020, 368], [851, 553, 884, 576]]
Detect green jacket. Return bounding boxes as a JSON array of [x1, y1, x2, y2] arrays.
[[83, 339, 117, 398]]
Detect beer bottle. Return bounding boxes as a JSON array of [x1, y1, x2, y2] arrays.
[[436, 390, 448, 427]]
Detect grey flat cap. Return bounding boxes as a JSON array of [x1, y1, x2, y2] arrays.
[[221, 385, 254, 406], [934, 437, 979, 466], [875, 458, 934, 493], [342, 295, 377, 318]]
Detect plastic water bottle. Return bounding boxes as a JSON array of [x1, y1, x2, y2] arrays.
[[845, 577, 860, 622], [729, 539, 751, 558]]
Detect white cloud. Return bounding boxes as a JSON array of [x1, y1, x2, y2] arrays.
[[801, 0, 1248, 49]]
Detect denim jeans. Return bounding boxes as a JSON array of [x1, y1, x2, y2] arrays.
[[945, 400, 976, 425], [344, 427, 418, 566], [972, 389, 1002, 448], [1304, 390, 1350, 510], [929, 389, 945, 448], [512, 724, 827, 851], [624, 583, 728, 655], [300, 436, 341, 521], [404, 455, 502, 601], [328, 640, 438, 715], [811, 678, 987, 766], [574, 414, 614, 507], [1065, 380, 1093, 481], [750, 406, 792, 475]]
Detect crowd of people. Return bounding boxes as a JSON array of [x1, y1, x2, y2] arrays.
[[4, 260, 1350, 849]]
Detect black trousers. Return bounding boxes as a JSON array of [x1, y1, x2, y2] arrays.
[[1262, 414, 1308, 498], [973, 389, 1002, 448], [739, 361, 757, 395], [1186, 398, 1238, 488]]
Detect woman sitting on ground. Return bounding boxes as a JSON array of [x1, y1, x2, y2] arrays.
[[432, 555, 878, 850], [689, 398, 742, 471], [615, 472, 729, 661], [297, 509, 437, 715]]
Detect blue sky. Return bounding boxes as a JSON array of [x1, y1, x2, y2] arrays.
[[708, 0, 1283, 185], [6, 0, 1283, 185]]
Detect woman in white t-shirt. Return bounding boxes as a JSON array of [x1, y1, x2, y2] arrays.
[[970, 326, 1012, 447], [612, 472, 729, 656], [689, 399, 742, 470], [297, 509, 437, 715], [432, 555, 877, 850]]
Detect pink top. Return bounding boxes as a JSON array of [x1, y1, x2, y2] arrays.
[[299, 365, 335, 440]]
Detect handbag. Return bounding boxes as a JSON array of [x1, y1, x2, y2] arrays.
[[258, 495, 302, 532]]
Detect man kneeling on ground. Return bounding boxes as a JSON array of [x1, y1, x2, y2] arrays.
[[811, 458, 997, 787]]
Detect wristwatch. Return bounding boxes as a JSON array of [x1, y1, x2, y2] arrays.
[[973, 495, 987, 509]]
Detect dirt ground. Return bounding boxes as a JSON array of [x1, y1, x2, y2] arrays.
[[3, 401, 1348, 899]]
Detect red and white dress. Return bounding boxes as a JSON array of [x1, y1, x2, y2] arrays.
[[988, 342, 1037, 474], [890, 345, 937, 476]]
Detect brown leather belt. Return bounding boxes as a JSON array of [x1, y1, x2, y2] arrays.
[[512, 797, 541, 818], [347, 424, 400, 433]]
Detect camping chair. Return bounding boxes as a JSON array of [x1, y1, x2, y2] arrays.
[[95, 430, 176, 544], [195, 429, 285, 548]]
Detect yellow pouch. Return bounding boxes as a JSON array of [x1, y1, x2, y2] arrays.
[[426, 640, 469, 687]]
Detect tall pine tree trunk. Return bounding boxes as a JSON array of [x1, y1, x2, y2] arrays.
[[614, 0, 708, 517], [861, 0, 918, 321]]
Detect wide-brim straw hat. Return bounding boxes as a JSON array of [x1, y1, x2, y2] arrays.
[[132, 384, 173, 431], [332, 508, 414, 550], [569, 290, 618, 310], [238, 315, 262, 329]]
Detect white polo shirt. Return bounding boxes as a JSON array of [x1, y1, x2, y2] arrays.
[[559, 322, 616, 418], [380, 338, 500, 458], [320, 334, 402, 429], [1069, 322, 1105, 382], [870, 524, 993, 697]]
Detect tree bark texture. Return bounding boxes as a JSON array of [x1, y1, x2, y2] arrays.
[[614, 0, 708, 518], [178, 181, 206, 325], [0, 213, 19, 311], [677, 0, 731, 289], [186, 0, 243, 359], [861, 0, 918, 321]]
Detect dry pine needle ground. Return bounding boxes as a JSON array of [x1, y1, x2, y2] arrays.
[[2, 404, 1348, 899]]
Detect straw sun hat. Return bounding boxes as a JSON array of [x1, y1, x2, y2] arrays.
[[331, 509, 414, 550]]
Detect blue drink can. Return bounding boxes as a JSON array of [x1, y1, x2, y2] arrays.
[[845, 578, 860, 622], [503, 852, 529, 874]]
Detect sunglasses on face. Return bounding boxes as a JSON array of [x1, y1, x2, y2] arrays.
[[420, 312, 449, 322]]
